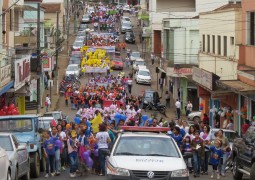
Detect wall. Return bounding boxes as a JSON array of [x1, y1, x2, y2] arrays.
[[199, 53, 238, 80], [156, 0, 195, 12]]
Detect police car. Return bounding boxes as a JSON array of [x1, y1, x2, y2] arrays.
[[106, 126, 189, 180]]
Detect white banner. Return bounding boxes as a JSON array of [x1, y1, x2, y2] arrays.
[[0, 64, 11, 87], [14, 55, 31, 90]]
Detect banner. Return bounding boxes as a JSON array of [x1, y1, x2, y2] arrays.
[[88, 46, 115, 53], [85, 66, 107, 73], [14, 55, 31, 90], [103, 100, 122, 108]]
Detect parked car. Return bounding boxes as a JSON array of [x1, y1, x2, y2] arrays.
[[0, 133, 30, 180], [232, 125, 255, 180], [38, 116, 57, 131], [121, 22, 133, 33], [124, 31, 135, 44], [130, 51, 141, 62], [69, 56, 81, 66], [187, 111, 201, 122], [71, 51, 82, 58], [0, 147, 11, 180], [121, 16, 131, 23], [43, 111, 63, 121], [81, 14, 90, 24], [72, 41, 83, 51], [111, 56, 124, 70], [66, 64, 80, 76], [135, 68, 151, 85], [133, 58, 145, 73], [0, 115, 44, 178], [141, 90, 161, 108], [123, 4, 131, 12], [77, 30, 86, 39], [79, 24, 87, 31]]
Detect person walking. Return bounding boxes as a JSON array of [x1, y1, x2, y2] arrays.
[[175, 99, 181, 119], [127, 77, 133, 94], [151, 52, 155, 65], [96, 124, 111, 176], [165, 91, 170, 108], [186, 101, 193, 116], [45, 94, 51, 112]]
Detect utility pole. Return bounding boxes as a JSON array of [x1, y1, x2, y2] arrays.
[[36, 2, 41, 114], [67, 0, 70, 56], [56, 11, 59, 95]]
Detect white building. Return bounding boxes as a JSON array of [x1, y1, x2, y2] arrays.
[[149, 0, 232, 56], [199, 2, 242, 80]]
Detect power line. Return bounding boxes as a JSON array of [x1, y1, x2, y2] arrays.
[[0, 0, 20, 16]]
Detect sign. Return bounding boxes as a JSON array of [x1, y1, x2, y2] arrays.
[[42, 55, 51, 71], [0, 64, 11, 87], [192, 67, 213, 90], [167, 67, 193, 77], [14, 55, 31, 90], [88, 46, 115, 53], [85, 66, 107, 73]]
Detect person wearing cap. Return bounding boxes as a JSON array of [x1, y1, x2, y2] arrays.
[[67, 130, 78, 178]]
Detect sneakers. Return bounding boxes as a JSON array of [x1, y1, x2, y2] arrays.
[[221, 173, 226, 177], [211, 172, 214, 178], [56, 171, 60, 176], [44, 174, 49, 178], [61, 166, 66, 171], [217, 174, 221, 179], [51, 173, 55, 177], [70, 173, 76, 178]]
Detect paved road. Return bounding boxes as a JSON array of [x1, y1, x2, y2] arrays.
[[34, 13, 241, 180]]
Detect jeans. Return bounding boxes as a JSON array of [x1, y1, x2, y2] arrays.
[[55, 149, 60, 172], [176, 108, 180, 119], [69, 153, 78, 173], [201, 151, 210, 172], [61, 147, 67, 167], [219, 153, 228, 174], [46, 154, 55, 174], [99, 148, 107, 175], [46, 105, 49, 112], [193, 152, 201, 174]]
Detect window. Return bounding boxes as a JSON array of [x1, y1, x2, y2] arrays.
[[202, 35, 205, 52], [9, 10, 13, 31], [230, 37, 235, 45], [247, 12, 255, 45], [218, 36, 221, 55], [224, 36, 227, 56], [212, 35, 215, 53], [207, 35, 210, 52], [2, 13, 6, 44]]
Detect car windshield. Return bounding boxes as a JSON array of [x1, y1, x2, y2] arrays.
[[0, 119, 33, 132], [83, 15, 89, 18], [39, 121, 51, 130], [67, 66, 78, 71], [114, 136, 179, 157], [43, 113, 61, 120], [139, 70, 150, 76], [74, 41, 83, 46], [131, 52, 140, 57], [135, 61, 145, 65], [126, 33, 134, 37], [123, 23, 132, 27], [70, 57, 80, 61], [113, 57, 122, 62], [0, 136, 13, 151]]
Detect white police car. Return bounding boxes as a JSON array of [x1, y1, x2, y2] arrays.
[[106, 126, 189, 180]]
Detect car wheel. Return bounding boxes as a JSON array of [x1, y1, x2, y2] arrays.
[[15, 166, 18, 180], [22, 169, 30, 180], [7, 170, 11, 180], [30, 153, 40, 178], [233, 156, 243, 180], [40, 155, 46, 172]]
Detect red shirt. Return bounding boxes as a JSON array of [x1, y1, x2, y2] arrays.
[[242, 123, 250, 135]]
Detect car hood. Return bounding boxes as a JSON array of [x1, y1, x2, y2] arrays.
[[130, 56, 139, 61], [111, 156, 186, 171], [122, 26, 132, 29], [137, 75, 151, 80], [188, 111, 201, 117], [113, 61, 123, 65], [6, 151, 15, 160]]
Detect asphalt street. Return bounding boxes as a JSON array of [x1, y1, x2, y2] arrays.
[[33, 12, 244, 180]]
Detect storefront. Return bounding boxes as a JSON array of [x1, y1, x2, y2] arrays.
[[0, 64, 13, 108]]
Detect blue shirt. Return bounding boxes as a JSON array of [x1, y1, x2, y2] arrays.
[[182, 143, 192, 154], [180, 128, 186, 138], [44, 138, 55, 155], [170, 134, 183, 148], [51, 133, 60, 150], [210, 146, 223, 165]]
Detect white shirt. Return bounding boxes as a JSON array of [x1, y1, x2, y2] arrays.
[[96, 132, 109, 149], [59, 131, 66, 139], [46, 97, 51, 105], [175, 101, 181, 108], [127, 79, 132, 85], [187, 103, 193, 111]]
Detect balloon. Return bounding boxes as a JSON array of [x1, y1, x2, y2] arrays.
[[7, 111, 12, 115], [8, 103, 15, 111], [114, 113, 121, 121], [120, 114, 126, 121], [149, 118, 153, 125], [51, 120, 57, 127], [82, 151, 90, 160], [94, 149, 99, 157], [66, 124, 71, 130], [86, 150, 91, 156], [141, 115, 148, 121], [74, 117, 81, 124], [2, 106, 8, 112], [55, 140, 62, 148], [86, 157, 94, 168], [11, 109, 17, 115]]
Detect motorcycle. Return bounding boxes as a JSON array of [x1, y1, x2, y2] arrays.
[[144, 101, 166, 115]]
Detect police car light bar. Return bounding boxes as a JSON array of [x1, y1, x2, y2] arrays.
[[120, 126, 170, 132]]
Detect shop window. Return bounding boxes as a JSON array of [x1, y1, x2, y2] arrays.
[[218, 35, 221, 55], [202, 34, 205, 52], [207, 35, 210, 52], [212, 35, 215, 54], [224, 36, 227, 56]]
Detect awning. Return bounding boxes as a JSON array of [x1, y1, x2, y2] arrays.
[[14, 5, 38, 11], [217, 80, 255, 94], [0, 80, 14, 96]]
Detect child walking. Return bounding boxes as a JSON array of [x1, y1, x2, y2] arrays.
[[43, 130, 56, 178], [67, 130, 78, 178], [182, 136, 193, 172], [210, 140, 223, 179]]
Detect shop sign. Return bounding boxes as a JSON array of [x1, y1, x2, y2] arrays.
[[192, 67, 213, 90], [167, 67, 193, 77], [42, 55, 51, 71], [0, 64, 11, 87], [14, 55, 31, 90]]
